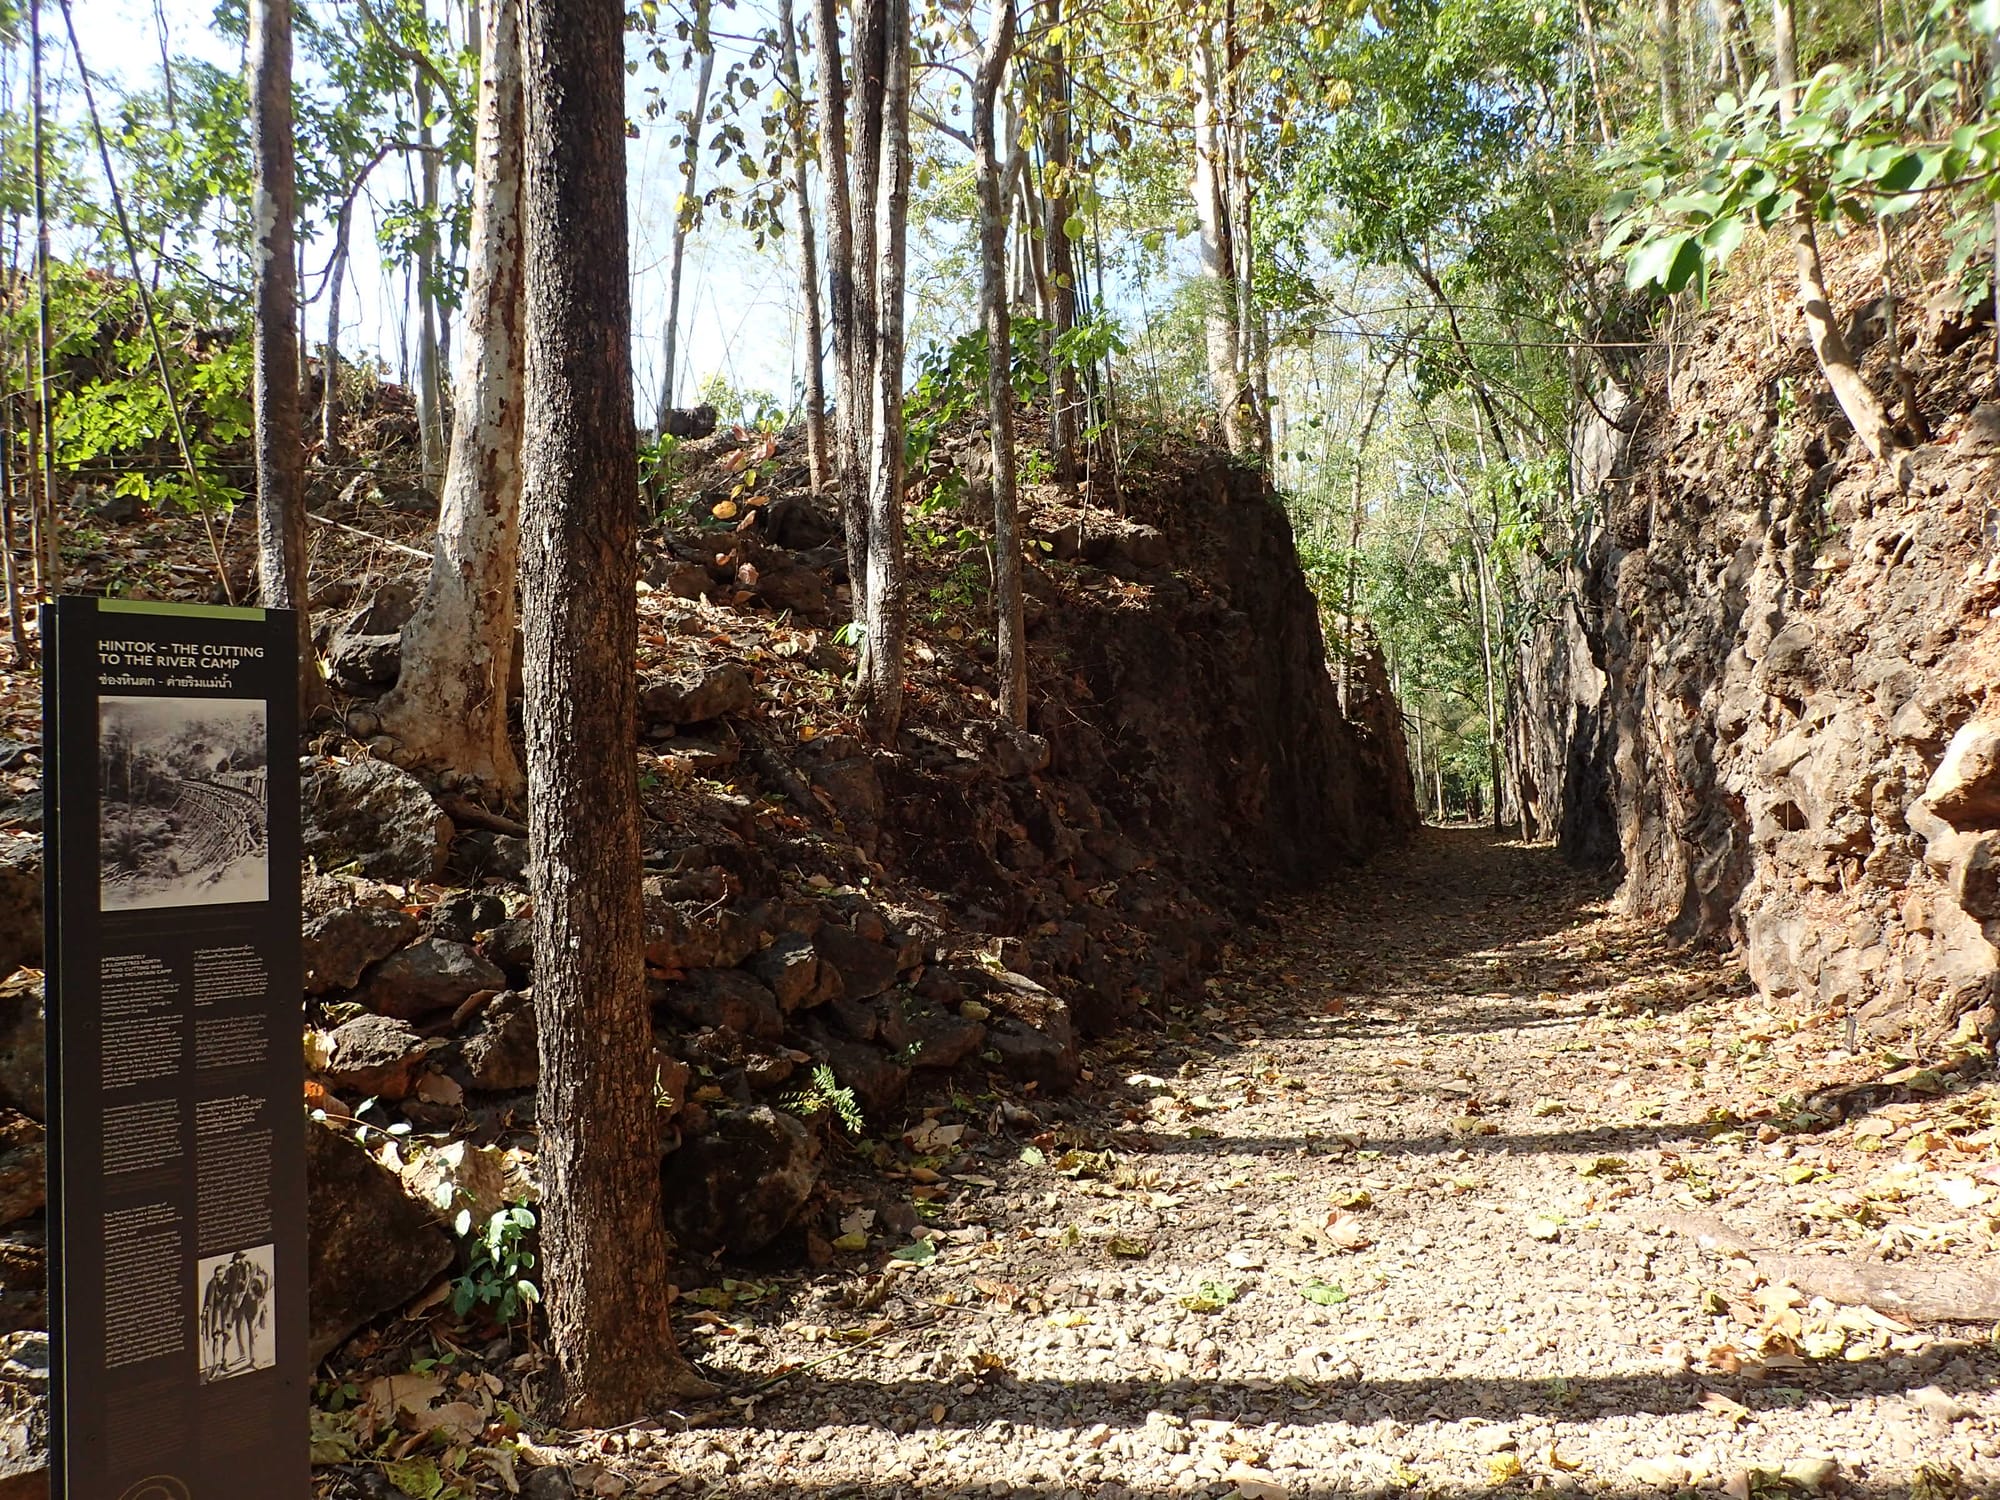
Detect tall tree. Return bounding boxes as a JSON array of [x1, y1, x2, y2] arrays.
[[1038, 0, 1080, 486], [655, 0, 715, 428], [1190, 20, 1246, 454], [777, 0, 829, 490], [811, 0, 868, 604], [381, 0, 526, 794], [248, 0, 322, 712], [973, 0, 1026, 726], [519, 0, 710, 1420]]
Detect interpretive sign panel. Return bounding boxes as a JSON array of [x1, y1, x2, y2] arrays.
[[44, 597, 306, 1499]]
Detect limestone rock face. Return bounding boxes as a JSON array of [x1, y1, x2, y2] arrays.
[[1511, 265, 2000, 1045]]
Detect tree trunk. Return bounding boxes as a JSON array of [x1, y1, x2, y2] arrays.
[[518, 0, 708, 1424], [1467, 517, 1503, 834], [1337, 358, 1396, 710], [1039, 0, 1079, 487], [1190, 26, 1242, 455], [974, 0, 1025, 727], [322, 224, 350, 463], [249, 0, 322, 715], [1771, 0, 1899, 464], [811, 0, 869, 616], [857, 0, 910, 741], [30, 0, 59, 599], [380, 0, 526, 795], [656, 0, 714, 428], [778, 0, 828, 491], [414, 46, 448, 494], [1656, 0, 1684, 131]]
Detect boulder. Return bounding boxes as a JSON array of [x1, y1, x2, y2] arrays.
[[306, 1118, 454, 1362], [0, 845, 38, 979], [810, 759, 885, 824], [302, 906, 420, 996], [321, 1014, 435, 1101], [481, 917, 537, 981], [0, 1230, 45, 1340], [424, 891, 511, 944], [0, 1118, 41, 1231], [326, 632, 402, 694], [1955, 833, 2000, 921], [661, 1106, 820, 1256], [400, 1139, 526, 1226], [638, 664, 755, 726], [801, 1026, 910, 1117], [304, 759, 454, 884], [993, 729, 1052, 780], [1925, 717, 2000, 829], [0, 1330, 47, 1500], [904, 1008, 988, 1071], [748, 560, 827, 618], [654, 969, 784, 1042], [0, 989, 40, 1123], [458, 990, 538, 1092], [746, 933, 826, 1011], [812, 925, 903, 1001], [988, 1017, 1079, 1089], [455, 831, 530, 884], [358, 939, 506, 1023], [643, 899, 766, 971]]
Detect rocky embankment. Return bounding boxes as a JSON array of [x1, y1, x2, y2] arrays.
[[1513, 223, 2000, 1053], [0, 428, 1411, 1462]]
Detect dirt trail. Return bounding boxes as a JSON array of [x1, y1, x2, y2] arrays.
[[587, 831, 1999, 1500]]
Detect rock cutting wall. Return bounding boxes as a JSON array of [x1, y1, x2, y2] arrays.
[[1514, 230, 2000, 1048]]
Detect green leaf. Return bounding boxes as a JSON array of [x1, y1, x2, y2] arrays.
[[890, 1238, 937, 1265], [1626, 232, 1690, 292], [1300, 1279, 1348, 1306], [382, 1456, 445, 1500]]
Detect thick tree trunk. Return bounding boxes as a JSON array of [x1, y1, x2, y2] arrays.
[[1771, 0, 1899, 464], [811, 0, 869, 614], [974, 0, 1025, 727], [249, 0, 322, 714], [857, 0, 910, 741], [1190, 27, 1243, 455], [518, 0, 708, 1422], [380, 0, 526, 795], [778, 0, 828, 491], [656, 0, 714, 429]]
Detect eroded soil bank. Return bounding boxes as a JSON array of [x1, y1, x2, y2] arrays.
[[353, 830, 1998, 1500]]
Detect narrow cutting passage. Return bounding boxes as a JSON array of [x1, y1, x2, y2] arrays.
[[604, 830, 1999, 1499]]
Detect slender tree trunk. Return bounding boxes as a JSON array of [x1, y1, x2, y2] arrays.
[[811, 0, 869, 616], [249, 0, 323, 714], [381, 0, 526, 794], [974, 0, 1025, 727], [322, 226, 350, 463], [29, 0, 58, 598], [656, 0, 714, 428], [1337, 358, 1396, 709], [0, 366, 25, 657], [1466, 515, 1502, 834], [1771, 0, 1899, 463], [778, 0, 828, 490], [1039, 0, 1079, 487], [857, 0, 910, 740], [1577, 0, 1615, 144], [1656, 0, 1684, 131], [518, 0, 709, 1423], [1190, 25, 1242, 454], [414, 48, 447, 494]]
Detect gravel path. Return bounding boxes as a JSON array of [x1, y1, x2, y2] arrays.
[[567, 830, 2000, 1500]]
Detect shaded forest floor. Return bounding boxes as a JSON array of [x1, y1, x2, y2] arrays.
[[425, 830, 2000, 1500]]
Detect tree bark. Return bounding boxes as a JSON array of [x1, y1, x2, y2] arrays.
[[414, 41, 448, 494], [380, 0, 526, 795], [974, 0, 1025, 727], [1656, 0, 1685, 132], [810, 0, 868, 614], [778, 0, 828, 491], [322, 231, 348, 463], [1771, 0, 1899, 464], [518, 0, 708, 1422], [1039, 0, 1079, 487], [1190, 25, 1243, 455], [30, 0, 59, 599], [249, 0, 323, 714], [655, 0, 714, 428], [857, 0, 910, 741]]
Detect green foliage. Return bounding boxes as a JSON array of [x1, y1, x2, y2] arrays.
[[785, 1063, 864, 1135], [450, 1205, 540, 1325]]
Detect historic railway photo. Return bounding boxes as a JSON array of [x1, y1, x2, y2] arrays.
[[98, 696, 269, 912]]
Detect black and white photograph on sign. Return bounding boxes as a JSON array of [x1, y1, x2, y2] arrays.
[[98, 696, 269, 911], [196, 1243, 275, 1383]]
